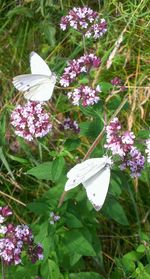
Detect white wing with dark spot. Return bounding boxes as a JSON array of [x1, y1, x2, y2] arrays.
[[65, 158, 107, 191], [83, 166, 110, 211]]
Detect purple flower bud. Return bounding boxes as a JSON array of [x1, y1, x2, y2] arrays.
[[1, 206, 12, 217], [120, 85, 127, 92], [60, 118, 80, 133], [50, 211, 60, 225], [111, 77, 122, 86], [7, 224, 15, 233]]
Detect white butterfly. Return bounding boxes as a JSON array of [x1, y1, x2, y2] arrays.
[[12, 51, 56, 102], [65, 156, 112, 211]]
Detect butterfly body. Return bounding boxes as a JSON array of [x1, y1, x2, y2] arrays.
[[13, 52, 56, 101]]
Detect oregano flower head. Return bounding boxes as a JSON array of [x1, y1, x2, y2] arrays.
[[105, 118, 145, 177], [11, 101, 52, 141], [60, 7, 107, 39]]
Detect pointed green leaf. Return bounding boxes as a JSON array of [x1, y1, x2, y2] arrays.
[[27, 162, 53, 180]]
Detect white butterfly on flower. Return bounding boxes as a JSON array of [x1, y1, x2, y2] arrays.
[[12, 51, 56, 102], [65, 156, 112, 211]]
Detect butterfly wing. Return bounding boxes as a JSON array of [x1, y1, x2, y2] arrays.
[[12, 74, 49, 92], [30, 51, 52, 76], [65, 158, 107, 191], [13, 52, 56, 101], [13, 74, 56, 101], [83, 166, 110, 211], [24, 78, 56, 101]]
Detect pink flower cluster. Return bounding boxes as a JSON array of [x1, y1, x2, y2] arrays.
[[0, 206, 43, 265], [105, 118, 145, 177], [60, 53, 101, 87], [60, 53, 101, 106], [60, 7, 107, 39], [60, 117, 80, 133], [11, 101, 52, 141], [68, 85, 101, 106]]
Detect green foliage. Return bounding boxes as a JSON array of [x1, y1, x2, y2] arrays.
[[27, 162, 53, 180], [70, 272, 104, 279]]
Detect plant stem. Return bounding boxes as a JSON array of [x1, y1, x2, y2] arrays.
[[58, 191, 66, 208], [82, 34, 86, 54], [1, 258, 5, 279]]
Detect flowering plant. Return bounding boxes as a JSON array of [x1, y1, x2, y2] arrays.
[[0, 207, 43, 266], [60, 7, 107, 39], [1, 2, 149, 279], [11, 101, 52, 141]]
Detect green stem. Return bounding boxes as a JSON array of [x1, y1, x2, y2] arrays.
[[82, 34, 86, 54], [127, 183, 141, 237], [1, 258, 5, 279]]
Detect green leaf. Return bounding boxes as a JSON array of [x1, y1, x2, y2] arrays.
[[43, 23, 56, 46], [0, 147, 15, 179], [41, 259, 61, 279], [28, 201, 50, 215], [64, 139, 81, 151], [70, 272, 104, 279], [78, 76, 89, 84], [79, 119, 103, 139], [79, 102, 103, 118], [136, 244, 146, 253], [8, 262, 38, 278], [7, 7, 33, 18], [64, 230, 96, 256], [145, 264, 150, 275], [41, 183, 65, 208], [6, 153, 28, 164], [138, 130, 150, 139], [132, 262, 150, 279], [65, 213, 83, 228], [121, 256, 136, 273], [100, 81, 112, 93], [70, 253, 82, 266], [34, 221, 49, 243], [103, 197, 129, 225], [41, 236, 53, 260], [51, 157, 65, 182], [110, 270, 123, 279], [107, 96, 122, 111], [110, 175, 122, 197], [124, 251, 141, 261], [27, 162, 53, 180]]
